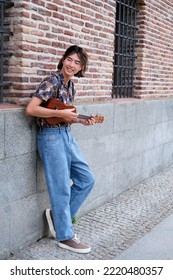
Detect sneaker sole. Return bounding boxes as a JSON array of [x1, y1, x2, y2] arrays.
[[58, 242, 91, 254], [45, 209, 56, 239]]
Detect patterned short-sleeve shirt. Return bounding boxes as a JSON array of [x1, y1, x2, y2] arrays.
[[34, 70, 76, 103], [33, 71, 76, 127]]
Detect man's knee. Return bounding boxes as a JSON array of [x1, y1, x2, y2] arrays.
[[88, 172, 95, 189]]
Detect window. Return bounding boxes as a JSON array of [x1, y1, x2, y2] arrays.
[[0, 0, 13, 103], [112, 0, 137, 98]]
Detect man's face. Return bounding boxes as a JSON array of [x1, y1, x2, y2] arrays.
[[61, 53, 83, 78]]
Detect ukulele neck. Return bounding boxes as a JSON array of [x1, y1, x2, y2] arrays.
[[78, 114, 91, 120]]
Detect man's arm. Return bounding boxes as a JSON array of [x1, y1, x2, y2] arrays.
[[25, 96, 78, 123]]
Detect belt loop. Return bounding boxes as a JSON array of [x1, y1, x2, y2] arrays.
[[66, 124, 71, 132]]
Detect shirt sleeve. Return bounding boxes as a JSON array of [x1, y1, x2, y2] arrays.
[[33, 75, 58, 101]]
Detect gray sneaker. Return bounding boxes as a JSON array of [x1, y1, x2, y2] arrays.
[[45, 209, 56, 239], [58, 235, 91, 254]]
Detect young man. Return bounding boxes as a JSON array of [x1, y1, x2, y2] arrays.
[[26, 45, 95, 253]]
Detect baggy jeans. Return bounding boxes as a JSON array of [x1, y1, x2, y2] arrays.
[[37, 126, 95, 241]]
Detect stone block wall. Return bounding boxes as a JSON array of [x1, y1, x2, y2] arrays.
[[1, 98, 173, 259]]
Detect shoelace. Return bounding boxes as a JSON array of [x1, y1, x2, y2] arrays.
[[72, 235, 80, 244]]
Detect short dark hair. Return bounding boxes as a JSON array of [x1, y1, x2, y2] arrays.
[[57, 45, 88, 77]]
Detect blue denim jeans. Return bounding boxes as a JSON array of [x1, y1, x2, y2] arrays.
[[37, 126, 95, 241]]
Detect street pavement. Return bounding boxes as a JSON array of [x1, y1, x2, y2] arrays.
[[114, 212, 173, 260], [8, 165, 173, 260]]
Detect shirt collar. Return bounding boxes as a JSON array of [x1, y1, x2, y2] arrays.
[[56, 70, 72, 89], [57, 70, 64, 81]]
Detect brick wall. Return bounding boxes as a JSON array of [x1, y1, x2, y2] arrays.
[[134, 0, 173, 99], [3, 0, 173, 104], [3, 0, 115, 105]]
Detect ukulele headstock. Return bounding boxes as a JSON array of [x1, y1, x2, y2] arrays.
[[94, 115, 104, 123]]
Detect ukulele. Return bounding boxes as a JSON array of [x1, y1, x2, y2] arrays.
[[44, 98, 104, 125]]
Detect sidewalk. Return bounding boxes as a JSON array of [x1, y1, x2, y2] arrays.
[[9, 165, 173, 260], [115, 212, 173, 260]]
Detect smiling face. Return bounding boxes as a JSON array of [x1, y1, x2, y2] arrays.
[[60, 53, 83, 80], [58, 45, 88, 78]]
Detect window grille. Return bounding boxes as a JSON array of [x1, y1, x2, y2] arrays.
[[0, 0, 13, 103], [112, 0, 137, 98]]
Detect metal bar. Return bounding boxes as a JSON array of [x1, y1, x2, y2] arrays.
[[0, 0, 14, 7], [0, 82, 12, 86], [0, 51, 13, 56], [0, 2, 4, 102], [122, 0, 126, 97], [131, 0, 137, 96], [0, 0, 13, 103], [117, 1, 121, 97], [113, 0, 137, 98], [128, 0, 133, 97], [0, 29, 13, 35], [0, 0, 13, 3]]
